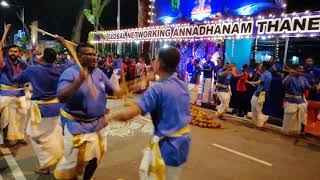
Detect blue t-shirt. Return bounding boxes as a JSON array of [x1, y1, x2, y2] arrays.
[[14, 63, 71, 117], [284, 76, 310, 104], [111, 59, 122, 75], [0, 58, 28, 96], [303, 66, 320, 86], [214, 65, 223, 80], [189, 66, 202, 84], [254, 71, 272, 96], [216, 69, 233, 92], [268, 62, 283, 76], [202, 61, 214, 79], [186, 62, 194, 74], [57, 59, 74, 67], [57, 65, 113, 134], [137, 75, 191, 166]]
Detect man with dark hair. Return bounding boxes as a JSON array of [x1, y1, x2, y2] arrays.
[[106, 47, 191, 180], [110, 53, 122, 90], [282, 65, 310, 135], [212, 57, 224, 107], [235, 64, 249, 117], [126, 58, 136, 81], [216, 63, 234, 118], [0, 43, 28, 147], [14, 48, 72, 174], [248, 61, 272, 127], [99, 55, 113, 79], [57, 51, 73, 67], [54, 42, 122, 180], [268, 56, 283, 77], [112, 53, 122, 75], [202, 58, 215, 107], [189, 59, 202, 104], [186, 56, 194, 82], [214, 57, 223, 81], [303, 57, 317, 86]]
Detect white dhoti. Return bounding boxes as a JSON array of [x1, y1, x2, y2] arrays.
[[282, 102, 307, 135], [166, 166, 183, 180], [26, 99, 63, 169], [139, 126, 190, 180], [188, 84, 202, 104], [216, 92, 231, 117], [110, 69, 121, 91], [188, 84, 198, 103], [0, 95, 28, 141], [202, 78, 212, 104], [54, 126, 107, 180], [251, 94, 269, 127], [27, 116, 63, 169]]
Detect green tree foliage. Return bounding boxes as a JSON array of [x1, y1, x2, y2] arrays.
[[84, 0, 111, 31], [170, 0, 180, 11]]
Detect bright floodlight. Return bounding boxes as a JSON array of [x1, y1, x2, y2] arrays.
[[1, 1, 9, 7], [162, 44, 169, 48]]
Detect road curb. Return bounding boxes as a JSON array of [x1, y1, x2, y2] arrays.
[[200, 108, 283, 134]]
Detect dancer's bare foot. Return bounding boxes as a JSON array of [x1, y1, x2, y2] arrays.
[[34, 167, 50, 174]]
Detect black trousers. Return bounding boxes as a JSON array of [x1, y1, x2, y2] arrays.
[[236, 91, 249, 116]]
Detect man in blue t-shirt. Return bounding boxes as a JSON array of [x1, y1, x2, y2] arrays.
[[186, 56, 194, 82], [248, 61, 272, 127], [112, 53, 122, 76], [106, 47, 191, 180], [202, 58, 215, 106], [189, 59, 201, 84], [268, 56, 283, 77], [282, 65, 310, 135], [14, 48, 72, 174], [54, 43, 122, 180], [303, 57, 319, 87], [189, 59, 202, 103], [216, 63, 234, 117], [0, 43, 28, 148]]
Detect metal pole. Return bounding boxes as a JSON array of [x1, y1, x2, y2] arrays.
[[283, 37, 289, 67], [117, 0, 120, 30], [22, 7, 24, 32], [117, 0, 121, 54]]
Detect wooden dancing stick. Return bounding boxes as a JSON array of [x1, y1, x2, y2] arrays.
[[1, 24, 11, 42], [49, 33, 98, 99], [29, 25, 77, 46], [62, 39, 82, 68], [224, 52, 232, 64], [121, 63, 128, 105], [148, 53, 154, 65], [283, 64, 298, 73]]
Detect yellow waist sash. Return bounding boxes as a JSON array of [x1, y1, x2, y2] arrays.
[[31, 98, 59, 126], [258, 91, 266, 103], [216, 83, 228, 88], [146, 125, 190, 180], [60, 108, 96, 122], [285, 93, 303, 99], [0, 84, 24, 91]]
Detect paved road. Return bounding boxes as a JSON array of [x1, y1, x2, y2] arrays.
[[1, 99, 320, 180]]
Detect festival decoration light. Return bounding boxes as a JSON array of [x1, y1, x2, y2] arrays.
[[91, 11, 320, 44], [148, 0, 156, 24]]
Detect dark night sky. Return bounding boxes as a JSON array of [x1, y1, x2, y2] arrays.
[[0, 0, 138, 41], [0, 0, 319, 42]]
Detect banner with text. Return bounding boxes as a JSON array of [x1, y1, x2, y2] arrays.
[[92, 12, 320, 43]]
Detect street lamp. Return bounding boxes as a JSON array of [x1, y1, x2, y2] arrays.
[[0, 0, 27, 35], [1, 1, 9, 7]]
